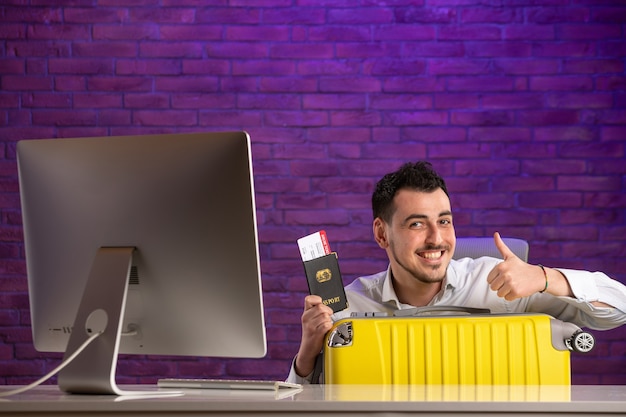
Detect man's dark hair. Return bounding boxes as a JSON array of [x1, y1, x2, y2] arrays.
[[372, 161, 449, 222]]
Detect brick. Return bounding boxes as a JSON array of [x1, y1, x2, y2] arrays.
[[93, 24, 159, 41], [438, 25, 501, 41], [559, 24, 622, 40], [270, 44, 334, 59], [28, 24, 90, 40], [133, 110, 197, 126], [263, 8, 326, 24], [88, 77, 152, 92], [428, 59, 491, 76], [303, 94, 365, 110], [460, 7, 520, 23], [468, 127, 531, 142], [373, 25, 436, 41], [402, 127, 467, 142], [32, 109, 97, 126], [557, 175, 621, 192], [504, 25, 555, 41], [154, 76, 219, 92], [253, 76, 318, 93], [124, 93, 170, 109], [563, 59, 624, 74], [6, 41, 71, 58], [384, 77, 445, 93], [308, 26, 371, 42], [383, 111, 447, 126], [308, 127, 370, 143], [365, 59, 427, 76], [73, 93, 121, 108], [560, 209, 622, 225], [225, 26, 290, 42], [2, 76, 52, 91], [171, 93, 236, 110], [48, 58, 113, 75], [264, 111, 327, 127], [73, 42, 137, 58], [233, 60, 295, 76], [206, 42, 268, 59], [328, 8, 394, 24], [118, 59, 182, 76], [522, 159, 586, 175], [526, 7, 590, 24], [0, 24, 27, 40], [559, 142, 624, 158], [183, 59, 231, 75], [451, 111, 513, 126], [196, 7, 261, 24], [370, 94, 432, 110], [241, 93, 301, 110], [21, 92, 71, 108], [533, 42, 595, 57], [297, 60, 361, 76], [402, 42, 463, 58], [129, 8, 195, 24], [517, 110, 580, 125], [140, 42, 203, 58], [546, 93, 613, 109], [160, 25, 222, 41], [519, 192, 583, 208], [336, 42, 402, 58], [199, 110, 262, 127], [330, 111, 381, 126]]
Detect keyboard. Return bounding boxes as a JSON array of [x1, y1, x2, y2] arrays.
[[157, 378, 302, 392]]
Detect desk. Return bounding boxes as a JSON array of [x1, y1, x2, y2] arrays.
[[1, 385, 626, 416]]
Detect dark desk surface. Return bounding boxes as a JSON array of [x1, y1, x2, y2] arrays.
[[2, 384, 626, 416]]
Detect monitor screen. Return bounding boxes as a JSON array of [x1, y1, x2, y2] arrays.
[[17, 131, 266, 395]]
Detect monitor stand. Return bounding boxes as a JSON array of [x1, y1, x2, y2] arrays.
[[57, 247, 179, 397]]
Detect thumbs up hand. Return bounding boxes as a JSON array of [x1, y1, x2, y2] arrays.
[[486, 232, 547, 301]]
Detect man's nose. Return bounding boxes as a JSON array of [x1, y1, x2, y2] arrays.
[[425, 225, 443, 246]]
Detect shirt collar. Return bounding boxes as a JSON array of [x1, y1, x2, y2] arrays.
[[381, 266, 401, 308], [380, 261, 462, 308]]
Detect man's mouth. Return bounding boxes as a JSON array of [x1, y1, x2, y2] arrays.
[[418, 250, 445, 260]]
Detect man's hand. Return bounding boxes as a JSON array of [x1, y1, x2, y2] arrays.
[[294, 295, 334, 377], [486, 232, 550, 301]]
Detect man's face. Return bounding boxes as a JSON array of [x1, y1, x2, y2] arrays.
[[374, 188, 455, 286]]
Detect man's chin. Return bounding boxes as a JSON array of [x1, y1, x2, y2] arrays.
[[415, 264, 447, 283]]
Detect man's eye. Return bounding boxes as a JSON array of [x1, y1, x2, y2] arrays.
[[440, 219, 452, 225]]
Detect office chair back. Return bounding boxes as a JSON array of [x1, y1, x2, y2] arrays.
[[453, 237, 529, 262]]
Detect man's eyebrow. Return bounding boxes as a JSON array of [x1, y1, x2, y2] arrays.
[[403, 211, 452, 223], [403, 213, 428, 223]]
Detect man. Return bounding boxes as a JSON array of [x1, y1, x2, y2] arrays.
[[287, 161, 626, 384]]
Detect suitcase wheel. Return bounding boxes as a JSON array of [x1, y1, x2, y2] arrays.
[[565, 331, 595, 353], [328, 321, 353, 347]]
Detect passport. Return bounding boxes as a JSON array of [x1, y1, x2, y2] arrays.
[[302, 253, 348, 313]]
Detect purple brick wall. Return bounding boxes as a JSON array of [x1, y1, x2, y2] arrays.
[[1, 1, 625, 386]]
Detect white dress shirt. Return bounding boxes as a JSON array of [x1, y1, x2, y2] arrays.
[[286, 257, 626, 384]]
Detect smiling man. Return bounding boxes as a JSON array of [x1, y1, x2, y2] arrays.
[[287, 161, 626, 384]]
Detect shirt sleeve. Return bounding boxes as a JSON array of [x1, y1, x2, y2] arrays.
[[527, 269, 626, 330], [286, 358, 313, 385], [557, 268, 626, 313], [285, 354, 324, 385]]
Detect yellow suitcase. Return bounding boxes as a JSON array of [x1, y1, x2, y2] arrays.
[[323, 307, 594, 385]]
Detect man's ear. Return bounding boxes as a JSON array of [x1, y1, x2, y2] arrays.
[[373, 217, 389, 249]]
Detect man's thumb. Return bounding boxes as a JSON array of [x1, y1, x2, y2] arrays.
[[493, 232, 515, 260]]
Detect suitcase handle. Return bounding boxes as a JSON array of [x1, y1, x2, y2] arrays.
[[393, 306, 491, 316]]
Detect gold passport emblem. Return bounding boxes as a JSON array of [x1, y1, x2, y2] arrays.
[[316, 268, 332, 283]]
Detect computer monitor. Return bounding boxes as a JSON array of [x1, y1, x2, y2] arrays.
[[17, 131, 267, 395]]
